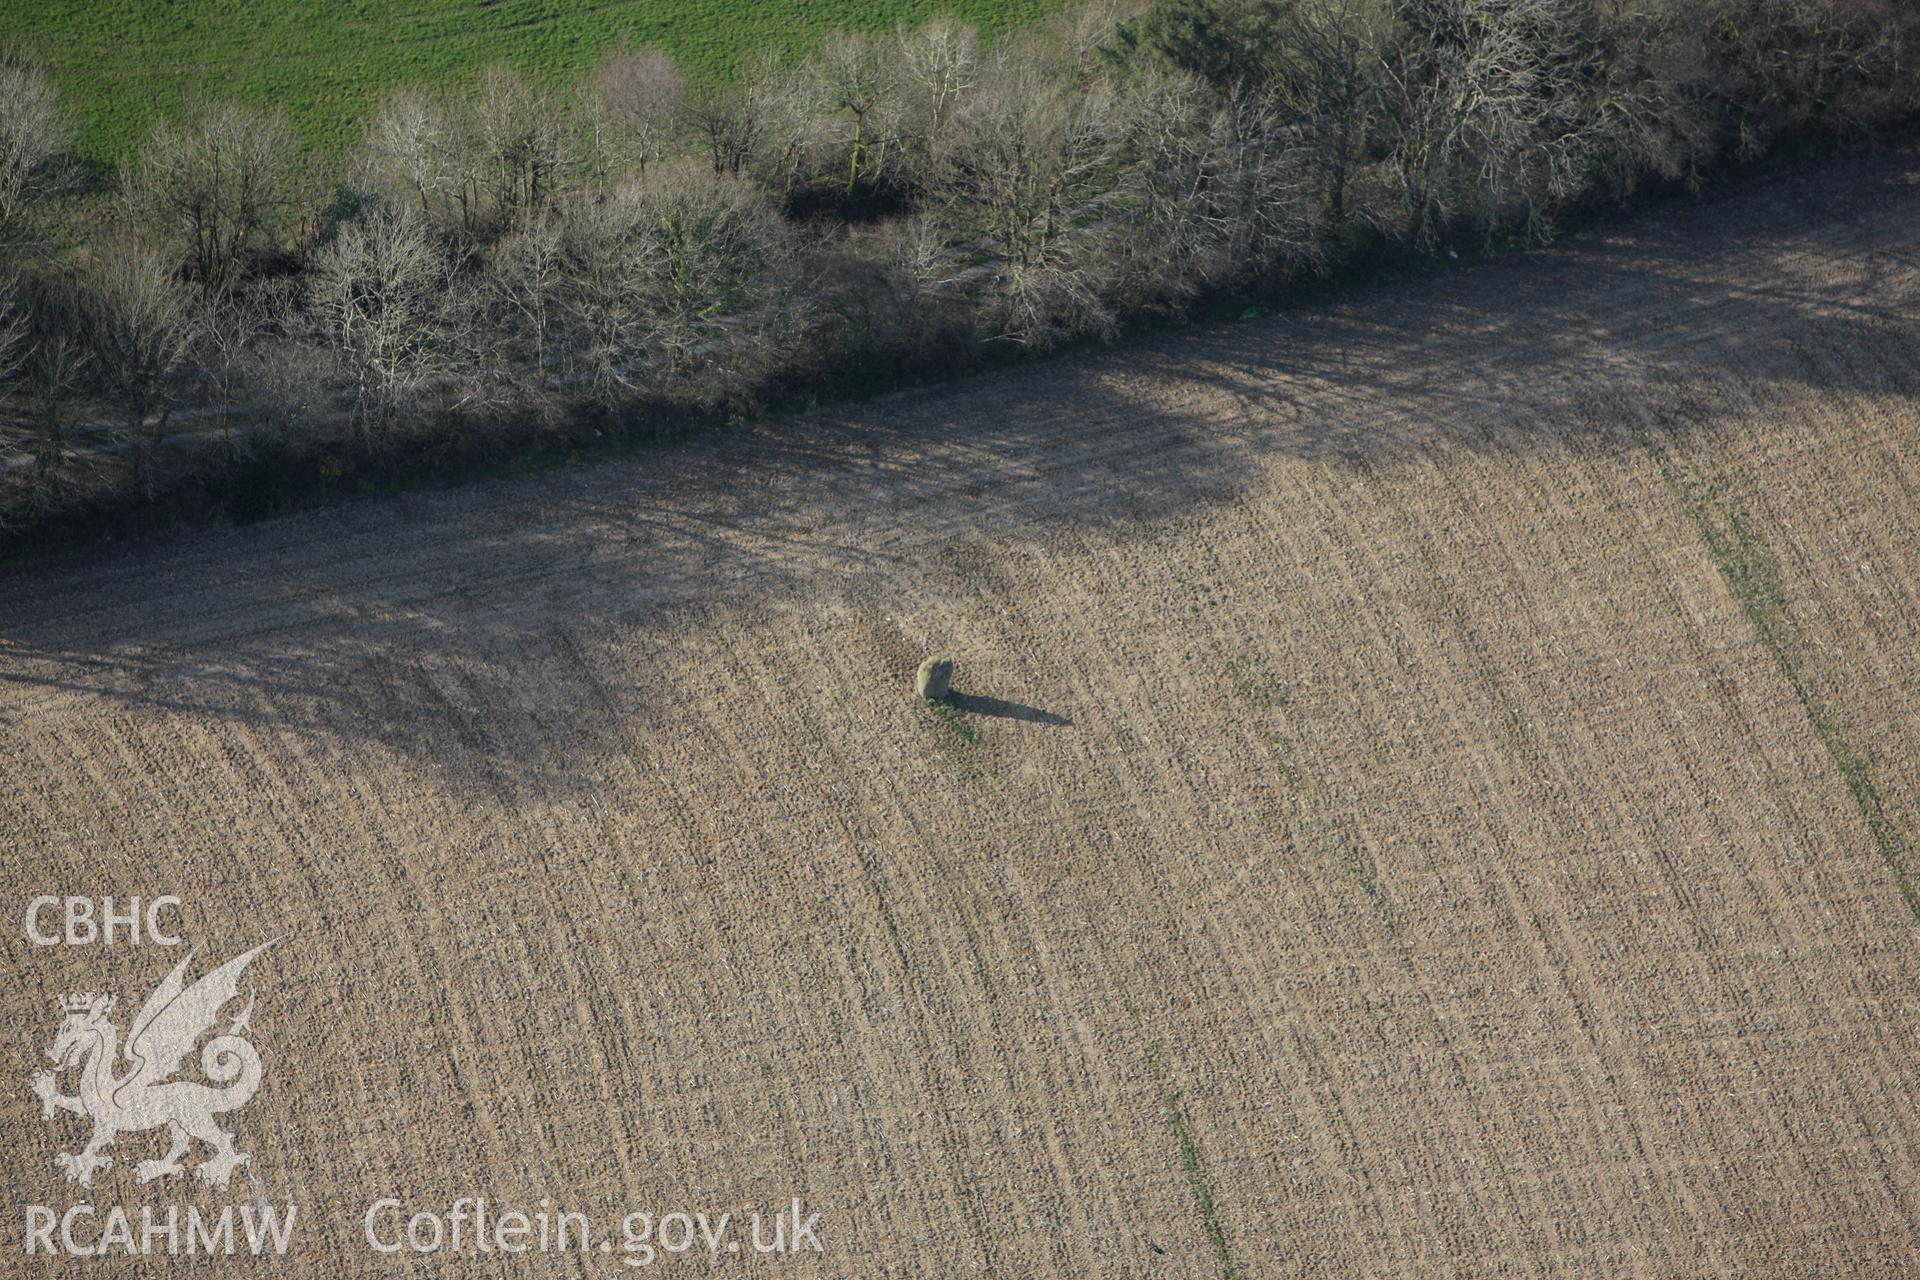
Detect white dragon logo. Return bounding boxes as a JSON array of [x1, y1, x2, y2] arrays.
[[29, 942, 275, 1189]]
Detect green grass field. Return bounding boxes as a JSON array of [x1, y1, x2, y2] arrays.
[[0, 0, 1058, 167]]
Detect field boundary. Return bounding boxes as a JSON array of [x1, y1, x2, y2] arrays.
[[1139, 1033, 1241, 1280], [1646, 431, 1920, 923]]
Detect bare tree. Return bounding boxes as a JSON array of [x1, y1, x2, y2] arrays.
[[246, 330, 331, 448], [0, 272, 23, 387], [748, 57, 828, 202], [308, 206, 456, 438], [1003, 64, 1321, 319], [1379, 0, 1614, 246], [366, 70, 591, 240], [807, 33, 904, 198], [1040, 0, 1146, 79], [488, 214, 567, 395], [64, 244, 194, 494], [190, 280, 284, 443], [892, 19, 981, 196], [1128, 77, 1320, 298], [0, 58, 72, 255], [1270, 0, 1391, 220], [0, 284, 97, 527], [547, 166, 794, 407], [1200, 86, 1320, 275], [1581, 1, 1717, 198], [361, 90, 497, 235], [126, 103, 298, 290], [363, 92, 460, 223], [1101, 66, 1219, 310], [466, 66, 575, 230], [0, 270, 31, 479], [584, 46, 685, 180], [21, 333, 92, 507], [544, 190, 651, 405], [934, 49, 1128, 345], [1702, 0, 1905, 159], [684, 79, 765, 179]]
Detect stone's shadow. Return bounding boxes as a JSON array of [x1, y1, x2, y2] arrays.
[[952, 691, 1072, 727]]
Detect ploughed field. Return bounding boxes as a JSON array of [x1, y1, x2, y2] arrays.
[[3, 148, 1919, 1277]]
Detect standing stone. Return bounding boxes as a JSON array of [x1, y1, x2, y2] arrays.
[[916, 655, 955, 701]]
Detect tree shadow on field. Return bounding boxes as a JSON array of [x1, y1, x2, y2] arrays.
[[1, 145, 1917, 789], [952, 691, 1072, 727]]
